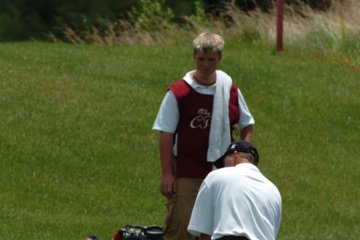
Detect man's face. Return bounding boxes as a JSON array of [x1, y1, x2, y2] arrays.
[[193, 50, 222, 78]]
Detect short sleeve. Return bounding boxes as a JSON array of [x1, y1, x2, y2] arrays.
[[152, 91, 179, 133]]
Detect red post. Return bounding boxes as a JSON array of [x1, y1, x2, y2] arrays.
[[276, 0, 284, 51]]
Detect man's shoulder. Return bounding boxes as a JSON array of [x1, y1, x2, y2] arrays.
[[206, 167, 235, 180], [169, 79, 192, 98], [169, 79, 187, 89]]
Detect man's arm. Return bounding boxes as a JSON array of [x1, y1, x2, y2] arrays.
[[236, 88, 254, 142], [200, 233, 211, 240], [240, 124, 253, 142], [159, 131, 176, 198]]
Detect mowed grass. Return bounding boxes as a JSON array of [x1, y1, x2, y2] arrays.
[[0, 41, 359, 240]]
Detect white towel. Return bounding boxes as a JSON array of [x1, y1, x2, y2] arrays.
[[207, 70, 233, 162]]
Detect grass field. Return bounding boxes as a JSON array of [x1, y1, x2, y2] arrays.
[[0, 39, 359, 240]]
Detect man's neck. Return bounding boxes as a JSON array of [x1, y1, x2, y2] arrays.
[[193, 72, 216, 86]]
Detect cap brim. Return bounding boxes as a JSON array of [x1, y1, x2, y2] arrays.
[[213, 154, 226, 168]]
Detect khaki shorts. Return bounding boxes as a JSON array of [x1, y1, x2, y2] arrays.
[[163, 178, 203, 240]]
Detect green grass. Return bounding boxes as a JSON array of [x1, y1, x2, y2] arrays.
[[0, 41, 359, 240]]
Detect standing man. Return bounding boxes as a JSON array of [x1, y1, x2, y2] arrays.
[[188, 141, 282, 240], [153, 32, 255, 240]]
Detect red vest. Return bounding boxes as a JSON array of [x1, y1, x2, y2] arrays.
[[170, 80, 240, 179]]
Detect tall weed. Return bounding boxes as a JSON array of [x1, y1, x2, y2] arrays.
[[49, 0, 360, 68], [130, 0, 174, 31]]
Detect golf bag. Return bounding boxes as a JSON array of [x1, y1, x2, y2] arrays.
[[112, 225, 164, 240]]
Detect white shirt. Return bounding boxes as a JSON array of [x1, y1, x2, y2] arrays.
[[188, 163, 282, 240], [152, 70, 255, 133]]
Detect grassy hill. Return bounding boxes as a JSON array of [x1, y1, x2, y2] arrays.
[[0, 40, 359, 239]]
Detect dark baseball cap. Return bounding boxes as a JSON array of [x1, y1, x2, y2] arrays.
[[213, 140, 259, 168]]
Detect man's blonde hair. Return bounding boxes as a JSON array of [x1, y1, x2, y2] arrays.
[[192, 32, 224, 53]]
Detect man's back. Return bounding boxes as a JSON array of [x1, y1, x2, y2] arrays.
[[189, 163, 282, 240]]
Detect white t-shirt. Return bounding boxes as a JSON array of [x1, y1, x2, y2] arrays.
[[188, 163, 282, 240], [152, 70, 255, 133]]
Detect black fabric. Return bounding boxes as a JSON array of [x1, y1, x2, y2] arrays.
[[218, 236, 250, 240]]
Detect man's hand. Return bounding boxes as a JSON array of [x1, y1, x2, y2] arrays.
[[161, 172, 176, 199]]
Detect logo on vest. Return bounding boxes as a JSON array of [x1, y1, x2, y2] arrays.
[[190, 109, 211, 129]]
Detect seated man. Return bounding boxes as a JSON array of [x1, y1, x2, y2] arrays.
[[187, 141, 282, 240]]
